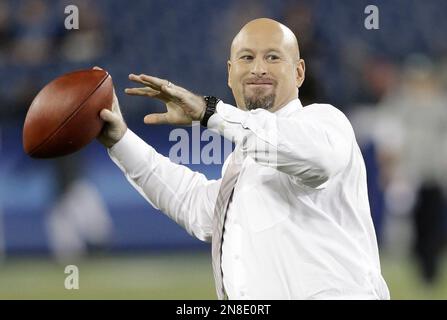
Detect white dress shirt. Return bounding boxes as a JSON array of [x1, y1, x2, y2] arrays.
[[108, 98, 390, 300]]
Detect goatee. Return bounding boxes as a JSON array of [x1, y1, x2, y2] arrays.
[[244, 93, 276, 111]]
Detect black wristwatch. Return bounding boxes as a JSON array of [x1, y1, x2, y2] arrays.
[[200, 96, 220, 127]]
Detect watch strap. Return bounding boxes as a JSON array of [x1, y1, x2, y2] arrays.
[[200, 96, 220, 127]]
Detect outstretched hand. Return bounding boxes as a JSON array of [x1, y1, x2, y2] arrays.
[[125, 74, 206, 126]]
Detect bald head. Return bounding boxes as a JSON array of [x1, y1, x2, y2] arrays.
[[227, 18, 305, 112], [230, 18, 300, 62]]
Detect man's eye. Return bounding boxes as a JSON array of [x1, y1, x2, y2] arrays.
[[240, 55, 253, 61], [266, 55, 280, 61]]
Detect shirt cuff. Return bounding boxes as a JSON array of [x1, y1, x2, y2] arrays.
[[207, 101, 248, 143], [209, 101, 248, 125], [207, 101, 277, 146], [108, 129, 156, 172]]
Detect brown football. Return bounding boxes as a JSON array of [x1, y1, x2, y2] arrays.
[[23, 69, 113, 158]]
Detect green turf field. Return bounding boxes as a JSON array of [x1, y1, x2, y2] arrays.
[[0, 251, 446, 299]]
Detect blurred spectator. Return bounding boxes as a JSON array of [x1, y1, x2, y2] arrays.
[[46, 155, 113, 263], [350, 104, 388, 245], [349, 59, 399, 244], [373, 55, 447, 284]]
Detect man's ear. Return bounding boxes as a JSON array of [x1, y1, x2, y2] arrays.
[[227, 60, 232, 89], [296, 59, 305, 88]]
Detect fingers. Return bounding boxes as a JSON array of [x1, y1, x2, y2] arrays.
[[129, 74, 167, 89], [125, 84, 170, 103], [144, 113, 169, 125], [125, 87, 161, 97], [128, 74, 179, 100], [93, 66, 103, 71], [128, 74, 159, 90], [139, 74, 169, 89]]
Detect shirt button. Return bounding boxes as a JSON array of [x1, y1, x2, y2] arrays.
[[240, 291, 245, 297]]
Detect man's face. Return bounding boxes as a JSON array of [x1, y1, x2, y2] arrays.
[[228, 22, 305, 112]]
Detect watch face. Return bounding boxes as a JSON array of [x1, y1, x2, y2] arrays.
[[206, 96, 219, 106]]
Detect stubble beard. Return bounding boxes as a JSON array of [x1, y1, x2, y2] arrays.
[[243, 88, 276, 111]]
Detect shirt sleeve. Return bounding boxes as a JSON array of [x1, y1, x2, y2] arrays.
[[207, 101, 354, 189], [108, 129, 221, 242]]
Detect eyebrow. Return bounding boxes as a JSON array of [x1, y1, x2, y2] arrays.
[[235, 48, 253, 56], [235, 48, 283, 56]]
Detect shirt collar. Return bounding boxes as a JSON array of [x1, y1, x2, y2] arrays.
[[274, 98, 303, 117]]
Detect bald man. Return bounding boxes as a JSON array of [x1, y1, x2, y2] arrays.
[[98, 18, 390, 300]]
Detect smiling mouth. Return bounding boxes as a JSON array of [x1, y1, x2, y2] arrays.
[[245, 82, 274, 89], [245, 79, 275, 87]]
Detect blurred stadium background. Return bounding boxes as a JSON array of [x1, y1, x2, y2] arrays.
[[1, 0, 447, 299]]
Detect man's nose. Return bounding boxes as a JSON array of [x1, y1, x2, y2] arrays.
[[250, 58, 267, 77]]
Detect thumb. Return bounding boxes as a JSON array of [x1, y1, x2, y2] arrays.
[[144, 113, 169, 125], [100, 109, 117, 123]]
